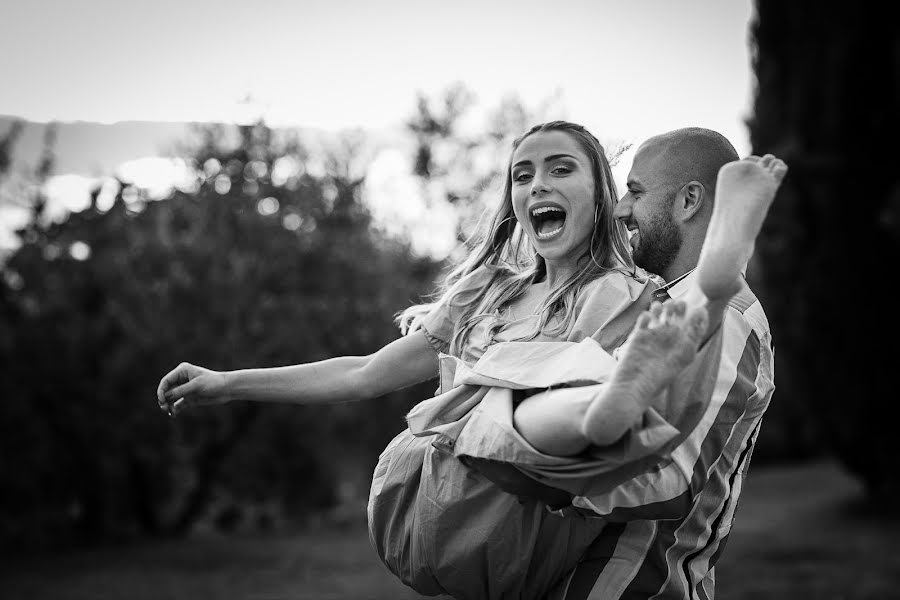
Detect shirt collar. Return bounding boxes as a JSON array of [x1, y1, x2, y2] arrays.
[[658, 268, 696, 300]]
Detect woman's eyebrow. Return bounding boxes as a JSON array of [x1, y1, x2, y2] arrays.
[[513, 153, 578, 169], [543, 153, 577, 163]]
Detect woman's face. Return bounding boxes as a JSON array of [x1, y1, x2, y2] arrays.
[[510, 130, 597, 267]]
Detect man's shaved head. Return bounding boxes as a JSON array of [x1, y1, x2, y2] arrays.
[[618, 127, 740, 281], [635, 128, 739, 198]]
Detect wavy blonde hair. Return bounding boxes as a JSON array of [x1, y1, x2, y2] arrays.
[[398, 121, 635, 356]]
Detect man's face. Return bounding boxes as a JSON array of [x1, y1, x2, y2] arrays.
[[614, 147, 682, 277]]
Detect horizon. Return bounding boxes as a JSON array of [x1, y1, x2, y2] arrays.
[[0, 0, 758, 256]]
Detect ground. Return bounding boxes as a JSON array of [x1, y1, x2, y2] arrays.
[[2, 460, 898, 599]]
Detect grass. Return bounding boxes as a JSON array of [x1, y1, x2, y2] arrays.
[[0, 523, 424, 600], [2, 461, 898, 599], [714, 461, 900, 599]]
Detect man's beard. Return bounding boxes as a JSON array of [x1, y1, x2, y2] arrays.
[[633, 212, 681, 277]]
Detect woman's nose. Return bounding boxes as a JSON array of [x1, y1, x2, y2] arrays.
[[531, 176, 551, 196]]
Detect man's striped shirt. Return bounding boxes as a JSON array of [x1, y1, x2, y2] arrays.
[[556, 271, 775, 600]]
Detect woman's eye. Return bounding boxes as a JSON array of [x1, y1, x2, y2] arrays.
[[551, 165, 572, 175], [514, 171, 533, 182]]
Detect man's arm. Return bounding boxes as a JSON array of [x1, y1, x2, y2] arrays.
[[573, 302, 773, 521], [547, 304, 773, 600]]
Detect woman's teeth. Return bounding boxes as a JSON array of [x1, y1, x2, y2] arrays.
[[531, 206, 566, 239], [537, 224, 564, 239]]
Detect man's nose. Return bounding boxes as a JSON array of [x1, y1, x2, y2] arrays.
[[613, 194, 632, 220]]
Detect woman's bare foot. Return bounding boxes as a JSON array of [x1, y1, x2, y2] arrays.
[[612, 300, 709, 396], [697, 154, 788, 301], [604, 301, 707, 413], [581, 300, 709, 446]]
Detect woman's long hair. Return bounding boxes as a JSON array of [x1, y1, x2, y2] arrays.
[[398, 121, 635, 355]]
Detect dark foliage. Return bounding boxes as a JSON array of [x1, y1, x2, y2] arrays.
[[750, 0, 900, 502], [0, 122, 441, 547]]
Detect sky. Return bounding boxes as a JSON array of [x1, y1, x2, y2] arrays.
[[0, 0, 759, 255]]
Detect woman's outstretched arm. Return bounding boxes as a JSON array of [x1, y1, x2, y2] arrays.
[[157, 330, 439, 416]]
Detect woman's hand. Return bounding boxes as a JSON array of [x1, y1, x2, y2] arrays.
[[157, 362, 230, 417]]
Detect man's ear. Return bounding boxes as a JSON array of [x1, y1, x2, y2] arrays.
[[673, 181, 705, 222]]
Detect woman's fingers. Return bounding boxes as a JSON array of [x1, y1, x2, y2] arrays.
[[157, 363, 197, 413], [157, 379, 168, 411], [158, 369, 180, 412], [166, 378, 202, 405]]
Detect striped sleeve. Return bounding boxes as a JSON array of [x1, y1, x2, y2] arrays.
[[560, 296, 775, 599], [570, 303, 769, 521]]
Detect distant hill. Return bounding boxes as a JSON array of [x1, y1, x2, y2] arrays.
[[0, 116, 410, 180], [0, 116, 365, 179], [0, 116, 200, 177]]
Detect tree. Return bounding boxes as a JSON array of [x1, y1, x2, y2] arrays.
[[750, 0, 900, 503], [0, 120, 25, 177], [407, 84, 630, 253], [0, 121, 441, 546]]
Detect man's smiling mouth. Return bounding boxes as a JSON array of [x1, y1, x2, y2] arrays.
[[625, 224, 639, 245]]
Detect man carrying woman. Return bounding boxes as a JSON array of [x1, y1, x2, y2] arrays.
[[158, 122, 785, 599]]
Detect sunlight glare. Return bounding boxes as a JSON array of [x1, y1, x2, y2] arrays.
[[69, 241, 91, 261], [283, 212, 303, 231], [96, 178, 120, 212], [257, 196, 279, 216], [271, 156, 303, 187], [214, 175, 231, 195]]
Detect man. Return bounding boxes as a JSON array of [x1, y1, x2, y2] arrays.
[[556, 128, 777, 599]]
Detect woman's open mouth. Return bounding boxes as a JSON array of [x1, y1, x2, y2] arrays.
[[530, 205, 567, 240]]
